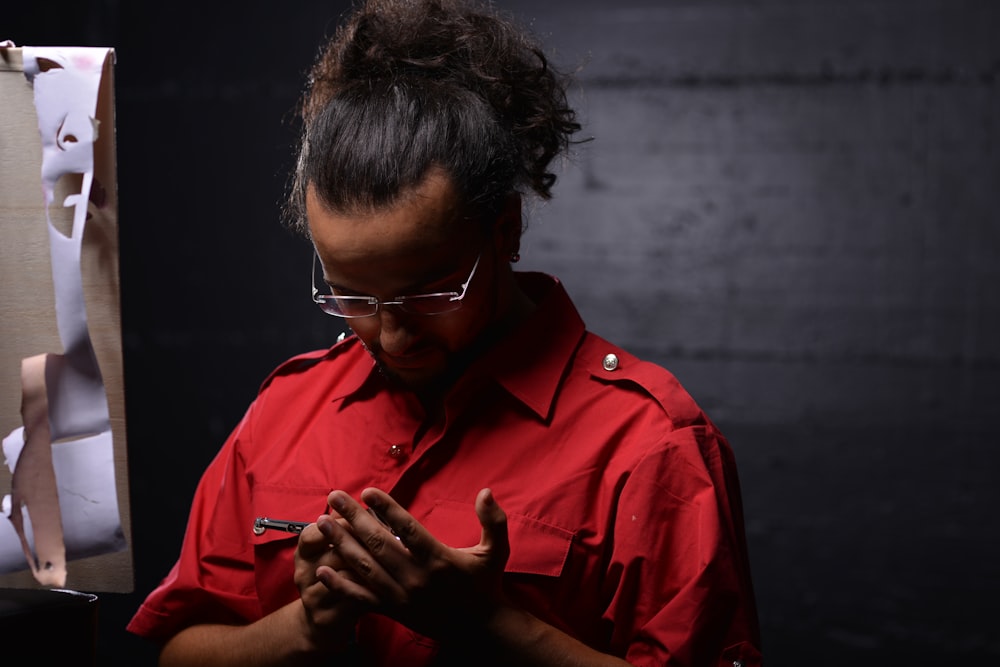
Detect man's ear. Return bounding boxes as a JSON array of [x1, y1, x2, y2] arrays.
[[493, 192, 523, 259]]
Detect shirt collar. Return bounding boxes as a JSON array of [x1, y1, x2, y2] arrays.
[[475, 272, 586, 420]]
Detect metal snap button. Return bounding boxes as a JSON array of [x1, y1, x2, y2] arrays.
[[602, 353, 619, 371]]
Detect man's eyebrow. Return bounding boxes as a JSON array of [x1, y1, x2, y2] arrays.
[[402, 267, 463, 293], [326, 282, 364, 295], [328, 265, 462, 296]]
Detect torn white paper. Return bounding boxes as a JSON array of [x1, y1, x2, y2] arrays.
[[1, 46, 126, 584]]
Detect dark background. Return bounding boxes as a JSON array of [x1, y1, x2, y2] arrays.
[[4, 1, 999, 664]]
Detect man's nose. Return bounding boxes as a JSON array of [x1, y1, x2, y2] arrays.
[[376, 306, 413, 355]]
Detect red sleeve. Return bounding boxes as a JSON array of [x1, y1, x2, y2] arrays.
[[126, 407, 261, 643], [605, 424, 761, 667]]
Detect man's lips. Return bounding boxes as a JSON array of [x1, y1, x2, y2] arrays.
[[379, 347, 437, 370]]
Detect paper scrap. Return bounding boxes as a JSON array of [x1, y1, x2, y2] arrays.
[[7, 355, 66, 586]]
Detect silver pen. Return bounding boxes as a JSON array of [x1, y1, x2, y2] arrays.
[[253, 517, 310, 536], [252, 510, 400, 540]]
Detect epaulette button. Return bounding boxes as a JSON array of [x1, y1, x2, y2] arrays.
[[602, 353, 619, 371]]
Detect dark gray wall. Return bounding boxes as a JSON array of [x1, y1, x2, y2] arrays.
[[516, 4, 1000, 663], [5, 1, 999, 664]]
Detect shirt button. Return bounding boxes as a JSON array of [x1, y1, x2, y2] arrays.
[[388, 444, 405, 459], [602, 353, 619, 371]]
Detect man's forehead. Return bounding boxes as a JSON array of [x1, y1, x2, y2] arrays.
[[306, 176, 475, 252]]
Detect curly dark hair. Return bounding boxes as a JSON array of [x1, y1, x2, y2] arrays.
[[284, 0, 581, 233]]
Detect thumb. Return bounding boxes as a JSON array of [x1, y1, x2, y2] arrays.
[[475, 488, 509, 565]]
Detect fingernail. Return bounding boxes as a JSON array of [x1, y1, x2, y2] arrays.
[[329, 492, 347, 512]]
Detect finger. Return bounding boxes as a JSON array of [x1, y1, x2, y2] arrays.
[[322, 492, 409, 598], [328, 491, 401, 555], [314, 565, 380, 607], [318, 505, 370, 553], [295, 518, 333, 560], [360, 487, 435, 560], [474, 488, 510, 565]]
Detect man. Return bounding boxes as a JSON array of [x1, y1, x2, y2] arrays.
[[127, 1, 761, 665]]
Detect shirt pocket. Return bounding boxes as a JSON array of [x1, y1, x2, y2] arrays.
[[423, 500, 574, 577], [720, 640, 762, 667], [248, 485, 331, 615]]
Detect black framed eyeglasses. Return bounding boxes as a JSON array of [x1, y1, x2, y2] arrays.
[[311, 251, 481, 318]]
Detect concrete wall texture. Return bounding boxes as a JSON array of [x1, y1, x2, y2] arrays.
[[514, 3, 1000, 664], [6, 1, 999, 664]]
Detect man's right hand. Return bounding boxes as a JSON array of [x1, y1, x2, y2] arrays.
[[294, 514, 373, 652]]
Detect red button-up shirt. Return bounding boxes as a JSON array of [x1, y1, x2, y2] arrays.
[[127, 273, 760, 666]]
